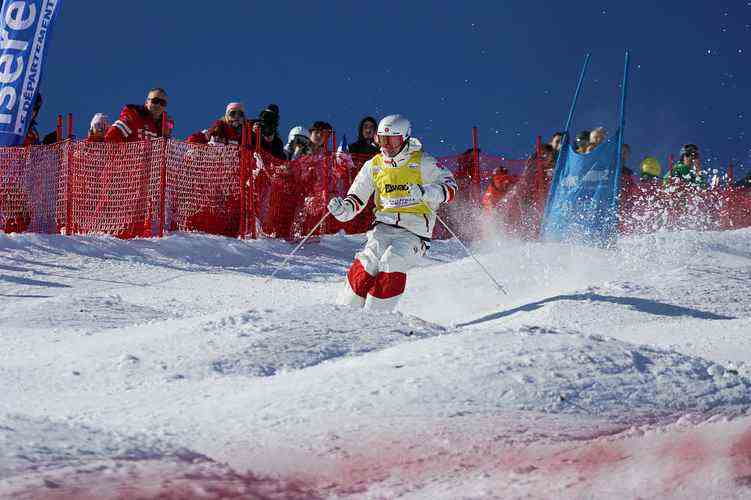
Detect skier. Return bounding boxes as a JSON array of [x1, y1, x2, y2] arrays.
[[327, 114, 458, 311]]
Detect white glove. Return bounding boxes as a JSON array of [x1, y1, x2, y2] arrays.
[[328, 197, 356, 222], [328, 197, 345, 217], [409, 183, 445, 205]]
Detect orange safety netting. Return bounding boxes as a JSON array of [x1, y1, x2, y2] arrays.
[[1, 139, 750, 241]]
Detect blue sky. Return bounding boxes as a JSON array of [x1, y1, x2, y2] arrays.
[[40, 1, 749, 176]]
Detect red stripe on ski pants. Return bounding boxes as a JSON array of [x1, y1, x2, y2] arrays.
[[369, 271, 407, 299], [347, 259, 377, 298]]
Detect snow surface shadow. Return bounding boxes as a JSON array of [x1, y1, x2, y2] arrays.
[[0, 233, 359, 281], [705, 243, 751, 261], [0, 273, 71, 288], [0, 293, 52, 298], [3, 255, 80, 271], [458, 292, 735, 327], [0, 261, 153, 288]]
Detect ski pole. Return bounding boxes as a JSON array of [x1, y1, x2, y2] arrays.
[[266, 212, 330, 282], [434, 212, 509, 295]]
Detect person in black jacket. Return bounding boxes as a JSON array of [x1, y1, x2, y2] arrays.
[[251, 104, 285, 159], [347, 116, 378, 157]]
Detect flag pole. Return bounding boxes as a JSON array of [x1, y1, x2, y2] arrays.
[[541, 54, 591, 239], [612, 51, 631, 211]]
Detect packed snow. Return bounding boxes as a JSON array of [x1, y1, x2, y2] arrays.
[[1, 228, 751, 499]]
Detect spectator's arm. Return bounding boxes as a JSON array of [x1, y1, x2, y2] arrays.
[[187, 130, 209, 144], [104, 106, 137, 143]]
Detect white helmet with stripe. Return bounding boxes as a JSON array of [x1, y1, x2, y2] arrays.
[[377, 114, 411, 140]]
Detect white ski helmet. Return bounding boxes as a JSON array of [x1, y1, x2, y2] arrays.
[[377, 114, 411, 141], [287, 125, 309, 144]]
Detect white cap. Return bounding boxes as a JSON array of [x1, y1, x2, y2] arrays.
[[90, 113, 109, 130], [287, 125, 309, 144]]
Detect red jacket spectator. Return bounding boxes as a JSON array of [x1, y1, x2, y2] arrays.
[[481, 167, 517, 212], [188, 102, 245, 145], [187, 119, 242, 145], [105, 88, 171, 143]]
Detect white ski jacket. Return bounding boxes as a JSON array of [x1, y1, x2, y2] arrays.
[[339, 138, 457, 239]]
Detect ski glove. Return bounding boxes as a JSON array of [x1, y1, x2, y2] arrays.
[[327, 197, 356, 222], [409, 183, 447, 205]]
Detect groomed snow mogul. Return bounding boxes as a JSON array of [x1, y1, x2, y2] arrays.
[[328, 114, 458, 311]]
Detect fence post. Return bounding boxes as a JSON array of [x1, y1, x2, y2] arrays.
[[66, 113, 73, 139], [534, 135, 544, 212], [238, 122, 248, 239], [471, 126, 480, 203], [65, 113, 74, 235], [728, 160, 734, 186], [158, 111, 168, 237], [247, 125, 258, 239], [320, 131, 332, 235], [331, 130, 337, 188], [56, 115, 63, 142]]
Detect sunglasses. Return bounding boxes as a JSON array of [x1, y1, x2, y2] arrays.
[[228, 110, 244, 118], [149, 97, 167, 106]]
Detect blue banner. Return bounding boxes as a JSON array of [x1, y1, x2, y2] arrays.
[[541, 136, 621, 246], [0, 0, 62, 146]]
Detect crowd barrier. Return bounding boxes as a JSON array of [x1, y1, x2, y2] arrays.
[[1, 137, 750, 241]]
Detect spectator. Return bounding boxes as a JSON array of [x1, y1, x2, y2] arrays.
[[347, 116, 379, 157], [502, 143, 556, 239], [308, 120, 333, 155], [23, 93, 43, 145], [620, 143, 634, 176], [549, 131, 564, 152], [284, 125, 312, 160], [734, 172, 751, 189], [251, 104, 284, 158], [87, 113, 110, 142], [586, 127, 606, 153], [575, 130, 590, 153], [187, 102, 245, 145], [105, 88, 173, 142], [664, 144, 706, 187], [640, 157, 662, 183], [481, 166, 517, 213]]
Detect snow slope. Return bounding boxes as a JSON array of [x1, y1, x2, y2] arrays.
[[1, 229, 751, 499]]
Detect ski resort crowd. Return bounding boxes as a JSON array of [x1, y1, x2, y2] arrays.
[[16, 86, 751, 242]]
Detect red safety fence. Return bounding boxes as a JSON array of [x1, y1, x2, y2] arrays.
[[1, 136, 750, 241]]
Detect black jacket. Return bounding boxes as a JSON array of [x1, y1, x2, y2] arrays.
[[347, 116, 379, 157]]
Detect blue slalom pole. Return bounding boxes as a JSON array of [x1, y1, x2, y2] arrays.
[[610, 50, 630, 244], [612, 51, 631, 213], [541, 53, 591, 238]]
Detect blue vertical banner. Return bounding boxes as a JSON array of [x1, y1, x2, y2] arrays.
[[541, 138, 620, 245], [0, 0, 63, 146]]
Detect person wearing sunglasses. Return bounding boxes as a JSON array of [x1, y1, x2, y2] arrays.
[[105, 87, 173, 143], [187, 102, 246, 145]]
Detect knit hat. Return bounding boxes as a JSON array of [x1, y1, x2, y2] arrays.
[[225, 102, 245, 115]]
